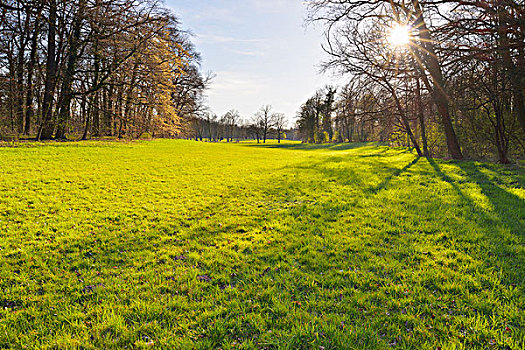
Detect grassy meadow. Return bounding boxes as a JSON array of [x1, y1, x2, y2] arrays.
[[0, 140, 524, 349]]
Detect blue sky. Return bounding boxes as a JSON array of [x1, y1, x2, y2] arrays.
[[165, 0, 334, 125]]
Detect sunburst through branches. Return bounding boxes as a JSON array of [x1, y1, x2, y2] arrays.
[[387, 24, 411, 47]]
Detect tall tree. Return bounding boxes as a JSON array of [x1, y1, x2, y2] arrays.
[[0, 0, 208, 140], [55, 0, 86, 139], [308, 0, 464, 158], [273, 113, 286, 143], [254, 105, 275, 144], [37, 0, 57, 140]]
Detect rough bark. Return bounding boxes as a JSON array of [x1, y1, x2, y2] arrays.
[[415, 77, 430, 157], [55, 0, 86, 139], [496, 5, 525, 135], [24, 10, 41, 135], [391, 87, 423, 157], [37, 0, 57, 140], [412, 0, 463, 159]]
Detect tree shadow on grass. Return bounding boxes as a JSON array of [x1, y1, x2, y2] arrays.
[[356, 148, 390, 158], [428, 159, 525, 285], [367, 157, 420, 194], [429, 159, 525, 235], [455, 163, 525, 235], [284, 149, 419, 191], [245, 142, 383, 151]]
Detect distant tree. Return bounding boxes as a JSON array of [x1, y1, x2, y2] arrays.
[[296, 87, 338, 143], [273, 113, 287, 143], [254, 105, 275, 143], [296, 95, 320, 143], [334, 82, 358, 142], [207, 114, 219, 141], [321, 86, 336, 140], [224, 110, 241, 142]]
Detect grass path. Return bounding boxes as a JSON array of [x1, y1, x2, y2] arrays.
[[0, 140, 524, 349]]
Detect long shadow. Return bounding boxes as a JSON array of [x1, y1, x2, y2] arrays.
[[427, 159, 471, 204], [284, 150, 420, 191], [357, 148, 390, 158], [428, 159, 525, 286], [367, 157, 420, 194], [429, 159, 525, 235], [455, 162, 525, 236], [244, 142, 382, 151]]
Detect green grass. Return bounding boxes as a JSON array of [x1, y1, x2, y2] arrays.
[[0, 140, 524, 350]]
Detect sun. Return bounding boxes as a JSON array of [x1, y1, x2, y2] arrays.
[[388, 24, 411, 47]]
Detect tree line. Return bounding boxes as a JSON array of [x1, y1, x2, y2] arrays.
[[299, 0, 524, 163], [190, 105, 290, 143], [0, 0, 208, 140]]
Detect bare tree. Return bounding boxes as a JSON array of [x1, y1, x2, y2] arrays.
[[307, 0, 462, 158], [273, 113, 287, 143], [1, 0, 208, 140], [254, 105, 275, 143], [224, 110, 240, 142]]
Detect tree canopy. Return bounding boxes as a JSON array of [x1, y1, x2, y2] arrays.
[[0, 0, 209, 140]]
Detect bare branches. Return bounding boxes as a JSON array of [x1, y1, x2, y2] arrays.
[[0, 0, 208, 140]]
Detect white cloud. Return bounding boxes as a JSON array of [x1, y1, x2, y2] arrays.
[[251, 0, 298, 13], [172, 3, 242, 25], [166, 0, 332, 119], [193, 33, 268, 60], [194, 34, 266, 45], [228, 49, 265, 57], [204, 71, 272, 116], [208, 71, 269, 95]]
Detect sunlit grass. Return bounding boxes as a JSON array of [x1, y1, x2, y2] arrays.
[[0, 140, 523, 349]]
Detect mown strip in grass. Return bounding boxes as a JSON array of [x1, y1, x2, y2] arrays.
[[0, 140, 523, 349]]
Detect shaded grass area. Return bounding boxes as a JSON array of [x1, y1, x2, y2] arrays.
[[0, 140, 523, 349]]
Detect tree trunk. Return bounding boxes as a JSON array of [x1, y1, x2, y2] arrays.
[[91, 94, 100, 133], [105, 84, 116, 136], [13, 8, 32, 135], [81, 96, 91, 140], [24, 12, 41, 136], [415, 77, 430, 157], [493, 105, 510, 164], [391, 86, 423, 157], [37, 0, 57, 140], [16, 45, 26, 134], [496, 5, 525, 135], [55, 0, 86, 139], [412, 0, 463, 159]]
